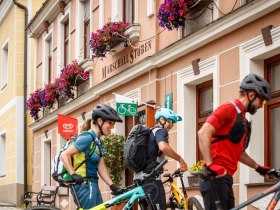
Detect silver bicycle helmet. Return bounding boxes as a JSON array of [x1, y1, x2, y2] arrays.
[[240, 73, 272, 100], [92, 104, 123, 122]]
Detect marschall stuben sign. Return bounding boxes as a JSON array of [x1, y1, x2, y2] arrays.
[[102, 40, 152, 80]]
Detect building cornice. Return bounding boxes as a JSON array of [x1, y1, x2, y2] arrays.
[[0, 0, 13, 25], [29, 0, 280, 131], [26, 0, 70, 38]]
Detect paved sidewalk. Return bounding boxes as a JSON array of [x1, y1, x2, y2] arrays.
[[0, 203, 21, 210]]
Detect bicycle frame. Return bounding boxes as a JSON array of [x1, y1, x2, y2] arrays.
[[169, 181, 188, 209], [89, 186, 146, 210], [163, 170, 188, 209], [231, 182, 280, 210], [65, 159, 169, 210]]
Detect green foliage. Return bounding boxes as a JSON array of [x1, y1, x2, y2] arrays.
[[188, 160, 205, 172], [102, 134, 125, 186]]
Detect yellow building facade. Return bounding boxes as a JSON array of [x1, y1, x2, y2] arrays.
[[0, 0, 43, 206]]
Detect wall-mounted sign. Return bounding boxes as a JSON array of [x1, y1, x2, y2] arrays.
[[115, 93, 138, 116], [164, 93, 173, 110], [102, 40, 152, 80], [58, 114, 78, 140]]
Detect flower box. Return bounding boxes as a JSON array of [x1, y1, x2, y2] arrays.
[[157, 0, 211, 30], [187, 175, 200, 187], [108, 24, 140, 55], [90, 21, 130, 58]]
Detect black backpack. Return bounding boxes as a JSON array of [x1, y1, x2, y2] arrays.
[[124, 124, 161, 173]]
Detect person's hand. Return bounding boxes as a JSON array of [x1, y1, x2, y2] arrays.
[[179, 158, 188, 172], [71, 173, 84, 184], [256, 165, 271, 176], [110, 184, 123, 195], [207, 164, 227, 177]]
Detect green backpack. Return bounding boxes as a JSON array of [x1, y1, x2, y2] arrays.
[[51, 131, 97, 181]]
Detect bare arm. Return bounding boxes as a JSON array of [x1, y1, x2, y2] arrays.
[[239, 151, 258, 169], [198, 122, 216, 166], [98, 158, 113, 186], [60, 145, 80, 175], [158, 141, 188, 171]]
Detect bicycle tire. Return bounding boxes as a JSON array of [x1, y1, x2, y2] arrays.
[[187, 197, 203, 210], [25, 206, 60, 210]]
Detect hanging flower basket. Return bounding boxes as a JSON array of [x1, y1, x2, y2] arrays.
[[89, 21, 130, 59], [187, 159, 205, 187], [60, 60, 89, 87], [187, 175, 200, 187], [157, 0, 211, 30], [27, 61, 90, 121], [26, 89, 43, 121]]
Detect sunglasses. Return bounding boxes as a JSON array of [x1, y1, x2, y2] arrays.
[[105, 120, 115, 126], [167, 120, 175, 126]]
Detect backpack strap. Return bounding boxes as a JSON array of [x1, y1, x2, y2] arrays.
[[73, 131, 97, 172], [211, 101, 241, 144]]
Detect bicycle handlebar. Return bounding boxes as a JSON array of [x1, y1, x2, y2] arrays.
[[191, 168, 280, 180], [143, 159, 168, 180], [267, 169, 280, 180], [59, 160, 169, 186]]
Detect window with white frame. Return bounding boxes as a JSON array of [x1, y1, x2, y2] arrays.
[[83, 0, 90, 59], [42, 140, 51, 185], [1, 42, 8, 90], [64, 19, 70, 66], [47, 38, 53, 83], [112, 0, 137, 23], [264, 54, 280, 169], [123, 0, 135, 23], [0, 133, 6, 177], [196, 80, 213, 161]]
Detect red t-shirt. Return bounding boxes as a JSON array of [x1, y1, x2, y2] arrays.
[[206, 98, 248, 176]]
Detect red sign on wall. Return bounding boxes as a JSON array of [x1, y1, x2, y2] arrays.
[[58, 114, 78, 140]]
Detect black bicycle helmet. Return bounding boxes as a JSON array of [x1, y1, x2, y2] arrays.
[[240, 73, 272, 100], [92, 104, 123, 122]]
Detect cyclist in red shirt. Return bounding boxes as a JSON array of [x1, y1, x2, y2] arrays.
[[198, 73, 272, 210]]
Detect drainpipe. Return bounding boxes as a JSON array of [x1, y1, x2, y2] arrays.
[[12, 0, 28, 194]]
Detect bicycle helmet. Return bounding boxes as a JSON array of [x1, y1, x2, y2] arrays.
[[240, 73, 272, 100], [155, 108, 182, 123], [92, 104, 123, 122]]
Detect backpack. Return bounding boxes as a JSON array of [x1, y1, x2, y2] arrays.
[[212, 101, 251, 150], [51, 131, 96, 181], [124, 124, 161, 173]]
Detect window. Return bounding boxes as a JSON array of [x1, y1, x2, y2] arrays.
[[1, 42, 8, 89], [42, 140, 51, 185], [196, 80, 213, 161], [47, 38, 52, 83], [123, 0, 135, 23], [64, 19, 70, 66], [264, 54, 280, 169], [0, 133, 6, 177], [84, 0, 90, 59]]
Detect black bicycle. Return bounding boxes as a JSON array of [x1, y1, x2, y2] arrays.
[[191, 168, 280, 210]]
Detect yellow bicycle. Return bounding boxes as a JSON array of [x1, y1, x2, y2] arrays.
[[163, 170, 203, 210]]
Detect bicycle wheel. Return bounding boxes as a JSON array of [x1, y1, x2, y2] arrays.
[[187, 197, 203, 210], [25, 206, 60, 210]]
